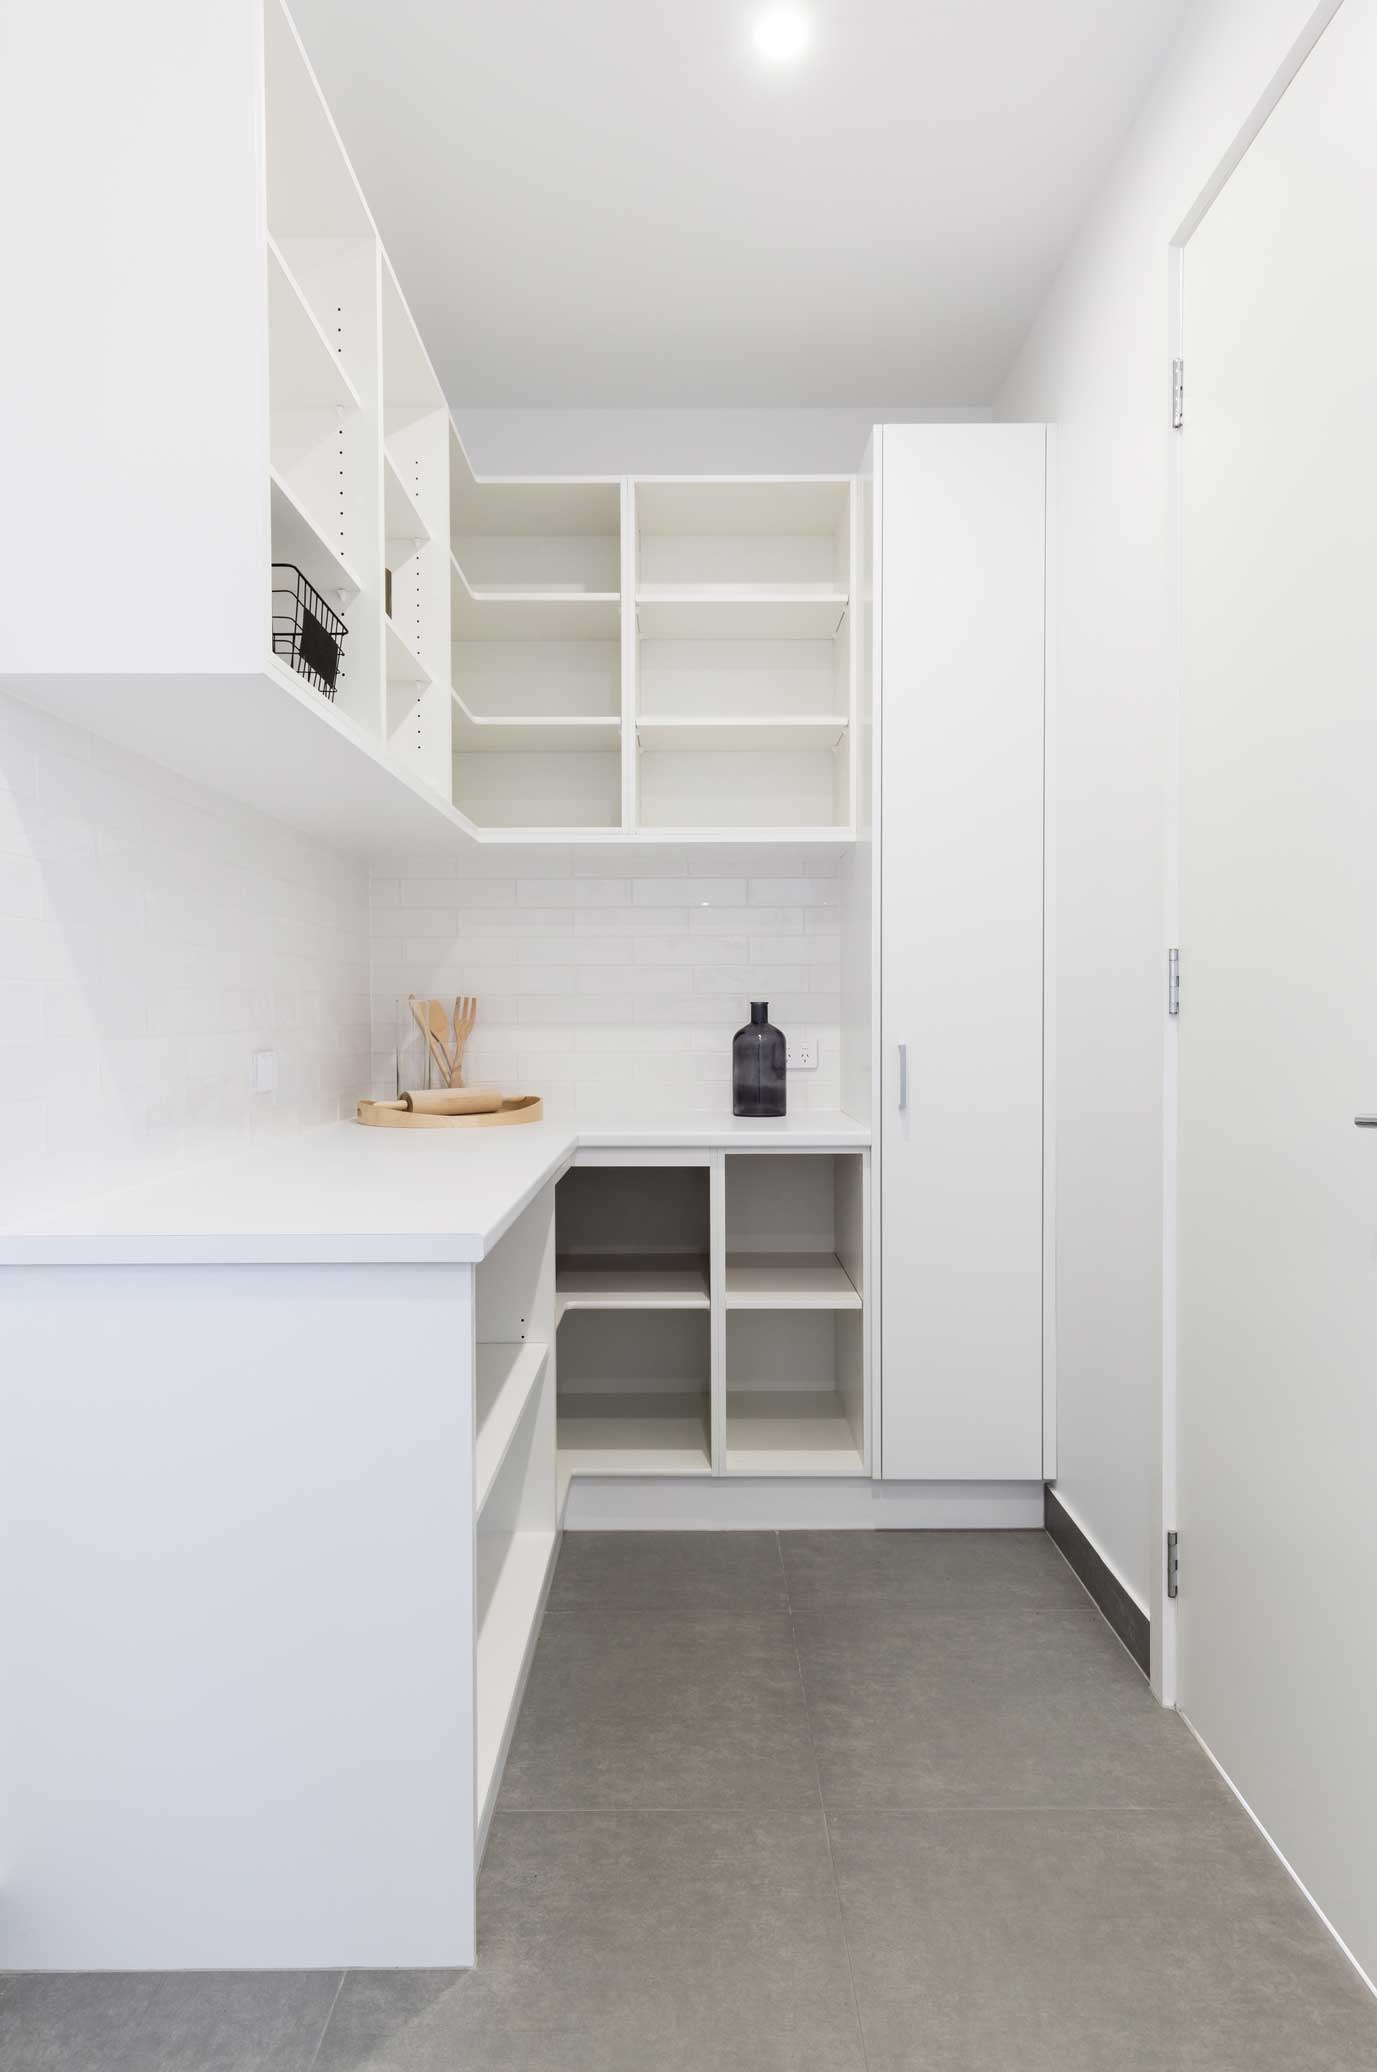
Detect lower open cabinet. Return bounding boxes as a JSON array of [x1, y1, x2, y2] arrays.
[[554, 1148, 868, 1494]]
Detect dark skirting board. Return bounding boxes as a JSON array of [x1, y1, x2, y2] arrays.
[[1044, 1486, 1151, 1677]]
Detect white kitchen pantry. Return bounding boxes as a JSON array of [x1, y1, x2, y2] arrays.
[[0, 0, 1374, 2064]]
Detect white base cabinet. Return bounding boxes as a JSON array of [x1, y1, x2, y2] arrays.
[[872, 424, 1048, 1481]]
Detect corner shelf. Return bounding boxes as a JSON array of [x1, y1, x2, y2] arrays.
[[475, 1342, 550, 1517], [724, 1392, 865, 1476], [452, 693, 619, 756], [635, 588, 849, 640], [269, 469, 362, 599], [451, 564, 621, 643], [266, 236, 361, 411], [385, 613, 429, 685], [725, 1252, 861, 1309], [384, 450, 431, 549], [636, 715, 849, 753], [555, 1254, 711, 1318], [557, 1395, 712, 1496]]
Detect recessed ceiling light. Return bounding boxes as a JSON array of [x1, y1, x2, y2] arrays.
[[753, 6, 811, 64]]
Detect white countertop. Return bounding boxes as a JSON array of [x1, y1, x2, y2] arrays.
[[0, 1111, 869, 1267]]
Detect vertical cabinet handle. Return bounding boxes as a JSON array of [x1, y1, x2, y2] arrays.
[[898, 1042, 909, 1112]]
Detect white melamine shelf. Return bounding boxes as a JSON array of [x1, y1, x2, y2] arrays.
[[451, 694, 620, 756], [634, 478, 851, 536], [451, 468, 621, 541], [636, 715, 848, 753], [475, 1341, 549, 1517], [384, 451, 431, 546], [451, 567, 621, 643], [636, 589, 849, 641], [269, 469, 362, 599], [476, 1528, 557, 1828], [725, 1392, 865, 1476], [266, 237, 361, 411], [557, 1393, 712, 1492], [725, 1252, 862, 1309], [555, 1254, 710, 1316], [385, 613, 428, 685]]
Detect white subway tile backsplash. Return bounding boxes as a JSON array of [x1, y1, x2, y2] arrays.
[[368, 842, 843, 1116], [635, 876, 745, 908], [0, 690, 369, 1223]]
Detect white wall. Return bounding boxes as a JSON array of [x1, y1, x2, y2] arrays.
[[0, 692, 370, 1222], [453, 407, 986, 478], [997, 0, 1336, 1610], [369, 843, 842, 1120]]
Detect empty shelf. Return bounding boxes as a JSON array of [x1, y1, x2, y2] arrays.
[[476, 1528, 557, 1831], [267, 237, 361, 412], [636, 588, 848, 640], [725, 1391, 864, 1476], [636, 715, 848, 753], [475, 1341, 549, 1516], [385, 613, 428, 684], [269, 470, 362, 599], [725, 1252, 861, 1308], [384, 450, 431, 545], [556, 1254, 710, 1316], [451, 570, 621, 642], [557, 1392, 712, 1491], [451, 694, 620, 755]]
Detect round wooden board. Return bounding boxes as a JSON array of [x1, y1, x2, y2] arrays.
[[356, 1096, 543, 1130]]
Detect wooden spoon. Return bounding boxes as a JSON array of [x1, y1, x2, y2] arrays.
[[451, 995, 478, 1088], [427, 998, 457, 1086], [410, 995, 452, 1088]]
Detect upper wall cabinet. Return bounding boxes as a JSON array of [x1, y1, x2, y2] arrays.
[[0, 0, 857, 854]]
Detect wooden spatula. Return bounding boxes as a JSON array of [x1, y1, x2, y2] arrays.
[[410, 995, 452, 1088], [451, 996, 477, 1088]]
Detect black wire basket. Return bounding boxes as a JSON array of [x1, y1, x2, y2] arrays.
[[271, 563, 346, 700]]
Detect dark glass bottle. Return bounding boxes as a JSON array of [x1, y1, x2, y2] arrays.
[[732, 1001, 786, 1118]]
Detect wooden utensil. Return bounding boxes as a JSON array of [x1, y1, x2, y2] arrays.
[[403, 1086, 501, 1115], [409, 994, 452, 1087], [426, 998, 456, 1084], [450, 996, 477, 1088], [356, 1095, 542, 1130]]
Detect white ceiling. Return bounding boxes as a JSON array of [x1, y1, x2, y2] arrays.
[[288, 0, 1188, 407]]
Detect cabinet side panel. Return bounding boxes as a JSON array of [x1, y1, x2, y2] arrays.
[[0, 0, 268, 676]]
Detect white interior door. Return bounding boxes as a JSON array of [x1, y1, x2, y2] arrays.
[[880, 424, 1046, 1480], [1178, 0, 1377, 1981]]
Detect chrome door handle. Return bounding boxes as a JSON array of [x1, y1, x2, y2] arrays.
[[1356, 1116, 1377, 1128], [898, 1042, 909, 1111]]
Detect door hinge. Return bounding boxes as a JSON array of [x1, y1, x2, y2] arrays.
[[1166, 1530, 1180, 1600], [1167, 947, 1180, 1017], [1171, 358, 1184, 429]]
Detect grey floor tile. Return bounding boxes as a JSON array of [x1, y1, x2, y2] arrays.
[[796, 1606, 1224, 1810], [133, 1970, 343, 2071], [780, 1527, 1086, 1612], [828, 1806, 1377, 2071], [316, 1814, 865, 2072], [0, 1973, 161, 2072], [547, 1530, 787, 1612], [499, 1609, 819, 1809]]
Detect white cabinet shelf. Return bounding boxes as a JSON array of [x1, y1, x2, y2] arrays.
[[725, 1251, 861, 1309], [269, 469, 362, 598], [724, 1391, 865, 1476], [383, 451, 431, 547], [635, 588, 849, 641], [475, 1341, 549, 1516], [555, 1254, 711, 1316], [637, 715, 848, 753], [452, 694, 619, 756], [476, 1527, 557, 1831], [266, 236, 361, 411], [385, 613, 429, 685], [556, 1393, 712, 1495], [451, 568, 621, 643]]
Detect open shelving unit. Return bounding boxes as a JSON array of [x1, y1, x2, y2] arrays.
[[449, 429, 624, 834], [631, 478, 855, 837], [554, 1165, 714, 1485], [473, 1186, 557, 1849], [554, 1151, 869, 1491]]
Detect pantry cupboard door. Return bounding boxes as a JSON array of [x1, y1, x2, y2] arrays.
[[878, 424, 1047, 1480]]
